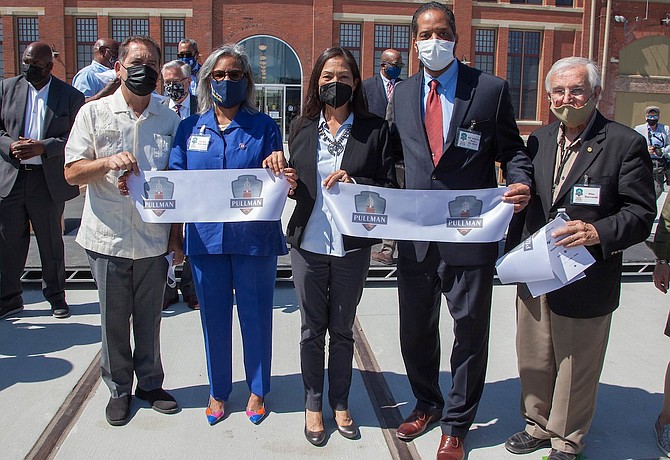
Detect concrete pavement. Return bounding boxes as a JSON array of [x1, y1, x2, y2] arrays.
[[1, 280, 668, 460]]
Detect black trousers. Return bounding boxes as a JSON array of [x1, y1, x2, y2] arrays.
[[0, 169, 66, 307], [291, 247, 370, 412], [397, 242, 494, 439], [163, 256, 197, 301]]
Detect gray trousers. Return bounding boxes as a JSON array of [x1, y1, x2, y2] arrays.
[[87, 250, 167, 398], [291, 247, 370, 412]]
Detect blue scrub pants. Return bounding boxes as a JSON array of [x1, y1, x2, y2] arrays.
[[190, 253, 277, 402]]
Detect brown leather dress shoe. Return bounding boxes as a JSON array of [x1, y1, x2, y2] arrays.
[[437, 435, 465, 460], [396, 408, 442, 441]]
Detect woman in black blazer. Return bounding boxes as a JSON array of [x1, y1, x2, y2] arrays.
[[286, 47, 395, 445]]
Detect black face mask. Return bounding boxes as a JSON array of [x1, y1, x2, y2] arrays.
[[319, 81, 353, 109], [121, 64, 158, 96], [22, 64, 49, 86]]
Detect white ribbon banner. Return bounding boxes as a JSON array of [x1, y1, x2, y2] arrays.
[[126, 168, 290, 223], [323, 183, 514, 243]]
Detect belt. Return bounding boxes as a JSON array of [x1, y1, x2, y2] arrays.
[[19, 164, 43, 171]]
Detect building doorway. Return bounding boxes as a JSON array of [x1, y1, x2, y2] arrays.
[[238, 35, 302, 142]]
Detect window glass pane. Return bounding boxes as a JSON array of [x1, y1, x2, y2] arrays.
[[506, 30, 541, 120], [76, 18, 97, 71], [163, 19, 185, 63], [474, 29, 495, 75], [239, 36, 301, 85], [339, 23, 361, 69], [112, 18, 150, 43], [373, 24, 410, 79], [17, 17, 39, 59]]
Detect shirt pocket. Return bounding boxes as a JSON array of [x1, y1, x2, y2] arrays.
[[94, 130, 123, 158], [146, 133, 173, 170]]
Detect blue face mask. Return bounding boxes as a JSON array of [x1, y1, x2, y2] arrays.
[[180, 56, 197, 70], [211, 77, 248, 109], [384, 64, 401, 80]]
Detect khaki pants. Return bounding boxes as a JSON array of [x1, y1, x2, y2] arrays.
[[515, 292, 612, 453]]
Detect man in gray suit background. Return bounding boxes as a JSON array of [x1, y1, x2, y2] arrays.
[[0, 42, 84, 320]]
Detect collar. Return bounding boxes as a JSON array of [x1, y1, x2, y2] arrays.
[[196, 107, 256, 132], [318, 111, 354, 134], [380, 71, 395, 87], [557, 108, 598, 147], [28, 77, 51, 95], [422, 60, 458, 91], [170, 94, 190, 109], [109, 87, 162, 116], [90, 60, 110, 73]]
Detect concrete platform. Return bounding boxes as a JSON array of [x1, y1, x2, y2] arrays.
[[1, 279, 668, 460]]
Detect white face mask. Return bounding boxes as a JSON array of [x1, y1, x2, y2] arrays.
[[416, 38, 455, 71]]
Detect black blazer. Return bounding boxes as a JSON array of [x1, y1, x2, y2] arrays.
[[0, 75, 84, 201], [389, 62, 533, 265], [362, 74, 402, 118], [286, 115, 397, 251], [515, 112, 656, 318]]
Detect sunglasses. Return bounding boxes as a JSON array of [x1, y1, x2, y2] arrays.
[[211, 70, 244, 81]]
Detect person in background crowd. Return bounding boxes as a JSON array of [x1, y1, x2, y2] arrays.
[[635, 106, 670, 197], [168, 43, 295, 427], [159, 59, 199, 310], [72, 38, 121, 103], [362, 48, 405, 266], [177, 38, 202, 94], [65, 36, 182, 426], [505, 56, 655, 460], [389, 3, 533, 459], [266, 46, 395, 447], [0, 42, 84, 320], [647, 192, 670, 458]]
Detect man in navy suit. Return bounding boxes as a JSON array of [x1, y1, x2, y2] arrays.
[[159, 59, 199, 310], [0, 42, 84, 319], [388, 3, 533, 459], [362, 49, 404, 265]]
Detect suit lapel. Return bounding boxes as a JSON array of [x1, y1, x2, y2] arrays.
[[535, 125, 559, 216], [15, 78, 29, 137], [43, 77, 61, 136], [554, 113, 607, 206], [407, 72, 434, 169], [304, 118, 319, 190], [445, 62, 476, 151], [340, 116, 358, 173]]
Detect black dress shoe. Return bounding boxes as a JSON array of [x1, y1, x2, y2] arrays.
[[106, 395, 131, 426], [505, 430, 551, 454], [304, 425, 326, 446], [50, 300, 70, 319], [135, 387, 179, 414], [334, 415, 360, 439], [547, 448, 577, 460], [0, 303, 24, 319]]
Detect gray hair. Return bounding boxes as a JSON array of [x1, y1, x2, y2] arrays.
[[196, 43, 257, 114], [161, 59, 191, 79], [544, 57, 601, 93], [178, 38, 199, 54]]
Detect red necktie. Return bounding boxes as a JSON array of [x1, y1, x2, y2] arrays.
[[174, 104, 182, 116], [386, 80, 394, 100], [425, 79, 443, 166]]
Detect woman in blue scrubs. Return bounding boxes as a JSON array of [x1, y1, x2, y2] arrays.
[[169, 43, 295, 426]]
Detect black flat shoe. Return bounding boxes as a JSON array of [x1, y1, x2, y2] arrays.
[[334, 416, 359, 439], [304, 425, 326, 446], [106, 395, 131, 426]]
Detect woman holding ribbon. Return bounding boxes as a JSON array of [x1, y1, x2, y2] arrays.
[[266, 46, 395, 445], [168, 43, 296, 426]]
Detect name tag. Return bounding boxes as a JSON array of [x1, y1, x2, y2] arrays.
[[455, 128, 481, 150], [571, 185, 600, 205], [188, 134, 210, 151]]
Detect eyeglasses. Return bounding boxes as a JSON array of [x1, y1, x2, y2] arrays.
[[177, 52, 194, 58], [211, 70, 244, 81], [550, 87, 587, 98], [382, 61, 404, 68], [164, 77, 189, 85]]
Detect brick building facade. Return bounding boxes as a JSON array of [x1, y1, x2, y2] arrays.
[[1, 0, 669, 135]]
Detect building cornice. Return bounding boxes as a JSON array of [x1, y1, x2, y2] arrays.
[[0, 7, 45, 15], [63, 8, 192, 17]]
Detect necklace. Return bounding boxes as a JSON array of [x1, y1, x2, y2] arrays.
[[319, 122, 351, 156]]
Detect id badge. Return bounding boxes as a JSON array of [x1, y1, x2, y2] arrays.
[[188, 134, 210, 151], [571, 185, 601, 205], [455, 128, 482, 150]]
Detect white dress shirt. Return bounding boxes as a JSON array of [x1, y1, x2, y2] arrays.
[[21, 78, 51, 165], [65, 88, 181, 259], [168, 95, 191, 120]]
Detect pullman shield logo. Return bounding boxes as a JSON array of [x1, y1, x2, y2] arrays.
[[231, 175, 263, 215], [352, 191, 388, 231], [446, 195, 483, 235], [143, 177, 175, 216]]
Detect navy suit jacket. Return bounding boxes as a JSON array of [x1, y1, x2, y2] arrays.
[[514, 112, 656, 317], [389, 61, 533, 265], [362, 74, 402, 118], [0, 75, 83, 202]]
